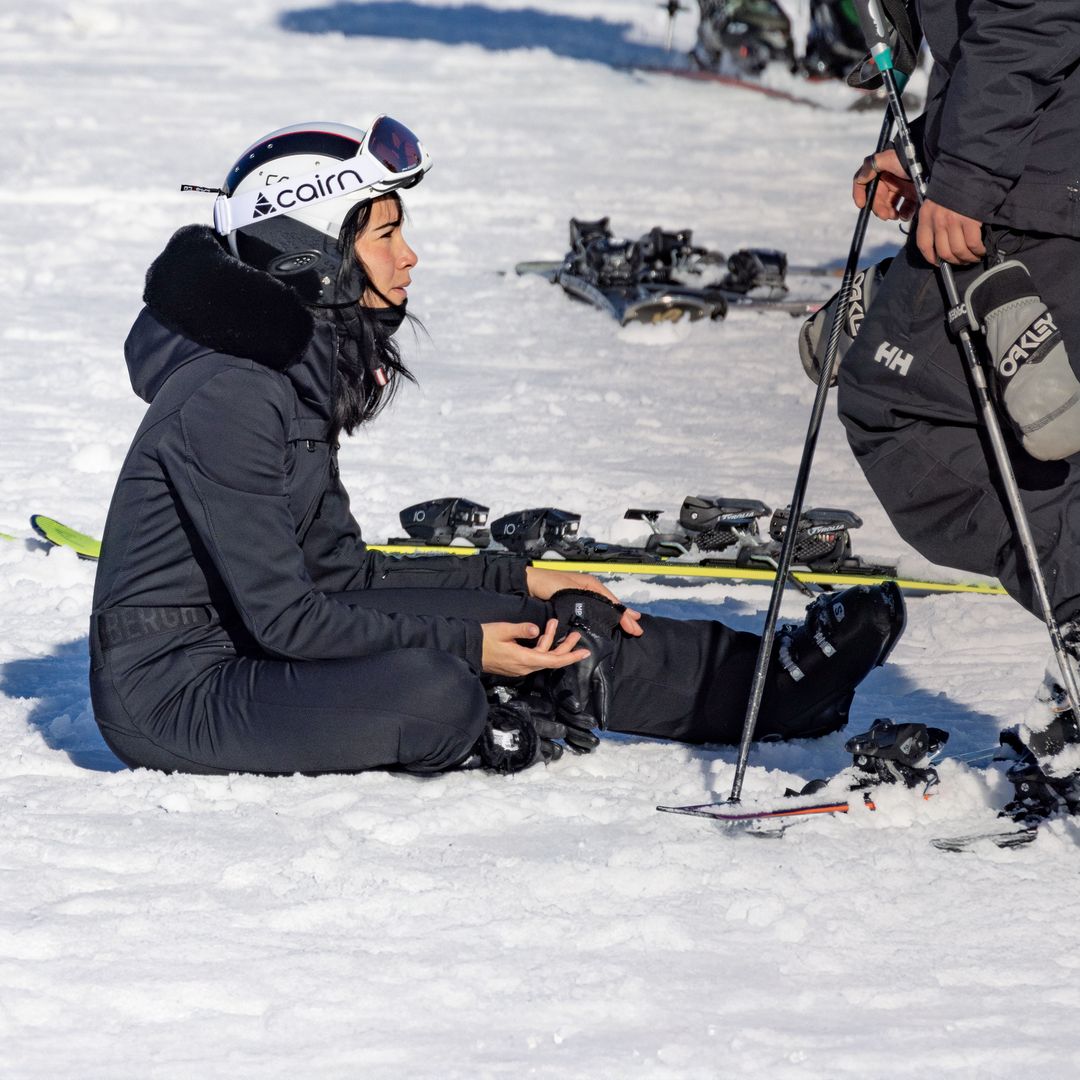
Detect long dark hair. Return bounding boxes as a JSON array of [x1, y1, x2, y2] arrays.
[[327, 194, 419, 435]]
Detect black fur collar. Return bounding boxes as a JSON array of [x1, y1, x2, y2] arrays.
[[143, 225, 314, 370]]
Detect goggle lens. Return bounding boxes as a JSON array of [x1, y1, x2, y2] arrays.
[[367, 116, 424, 173]]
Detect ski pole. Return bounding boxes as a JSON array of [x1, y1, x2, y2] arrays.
[[660, 2, 685, 53], [852, 0, 1080, 720], [726, 107, 896, 805]]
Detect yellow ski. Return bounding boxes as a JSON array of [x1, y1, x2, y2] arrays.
[[22, 517, 1006, 596]]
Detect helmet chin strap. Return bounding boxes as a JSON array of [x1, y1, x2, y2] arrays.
[[309, 276, 402, 312], [306, 263, 370, 309]]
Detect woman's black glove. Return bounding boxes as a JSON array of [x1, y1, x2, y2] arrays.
[[545, 588, 624, 734], [474, 694, 599, 775]]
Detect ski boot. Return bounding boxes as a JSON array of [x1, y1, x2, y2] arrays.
[[1002, 659, 1080, 820], [757, 582, 907, 740]]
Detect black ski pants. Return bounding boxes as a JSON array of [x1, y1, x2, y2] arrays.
[[837, 230, 1080, 625], [90, 588, 771, 776]]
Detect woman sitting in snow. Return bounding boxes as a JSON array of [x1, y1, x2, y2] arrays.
[[88, 116, 905, 776]]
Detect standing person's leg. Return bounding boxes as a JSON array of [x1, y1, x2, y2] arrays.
[[837, 234, 1080, 625]]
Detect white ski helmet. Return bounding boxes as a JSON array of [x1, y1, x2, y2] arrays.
[[213, 116, 431, 305]]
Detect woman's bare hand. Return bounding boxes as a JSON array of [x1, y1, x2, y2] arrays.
[[852, 149, 917, 222], [481, 618, 590, 678], [853, 149, 984, 266]]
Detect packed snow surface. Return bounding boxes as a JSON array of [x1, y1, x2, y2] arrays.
[[3, 2, 1079, 1077]]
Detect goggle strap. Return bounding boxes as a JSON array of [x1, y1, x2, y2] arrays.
[[214, 155, 388, 233]]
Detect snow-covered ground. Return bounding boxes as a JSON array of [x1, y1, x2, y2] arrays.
[[3, 2, 1079, 1077]]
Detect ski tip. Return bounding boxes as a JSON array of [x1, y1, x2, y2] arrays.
[[29, 515, 103, 560], [930, 826, 1039, 853]]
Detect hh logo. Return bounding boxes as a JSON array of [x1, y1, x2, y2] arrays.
[[873, 341, 913, 376]]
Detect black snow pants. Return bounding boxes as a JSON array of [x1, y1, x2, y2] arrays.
[[837, 229, 1080, 625], [89, 587, 777, 776]]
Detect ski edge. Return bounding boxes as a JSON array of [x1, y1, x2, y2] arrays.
[[656, 799, 851, 823]]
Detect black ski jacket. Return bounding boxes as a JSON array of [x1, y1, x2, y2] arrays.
[[91, 226, 527, 677], [916, 0, 1080, 236]]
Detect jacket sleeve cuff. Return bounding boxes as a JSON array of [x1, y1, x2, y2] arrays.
[[925, 150, 1011, 222], [481, 554, 531, 594], [463, 620, 485, 675]]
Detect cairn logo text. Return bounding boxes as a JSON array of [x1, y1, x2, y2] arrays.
[[259, 168, 365, 216]]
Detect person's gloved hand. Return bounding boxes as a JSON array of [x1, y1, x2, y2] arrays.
[[798, 257, 892, 386], [475, 695, 598, 775], [965, 259, 1080, 461], [545, 589, 624, 734], [526, 689, 600, 754]]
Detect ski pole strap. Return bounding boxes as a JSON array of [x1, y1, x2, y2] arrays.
[[946, 302, 971, 337], [94, 605, 213, 650], [852, 0, 911, 90]]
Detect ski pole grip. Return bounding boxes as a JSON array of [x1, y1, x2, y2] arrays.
[[853, 0, 895, 72]]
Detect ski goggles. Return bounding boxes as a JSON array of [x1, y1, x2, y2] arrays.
[[213, 115, 430, 235]]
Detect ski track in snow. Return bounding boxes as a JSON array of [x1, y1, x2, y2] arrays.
[[3, 2, 1079, 1077]]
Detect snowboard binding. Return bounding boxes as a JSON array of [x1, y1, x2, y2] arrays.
[[545, 218, 813, 325], [718, 248, 788, 298]]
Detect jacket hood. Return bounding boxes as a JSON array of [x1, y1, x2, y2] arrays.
[[125, 225, 316, 403]]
